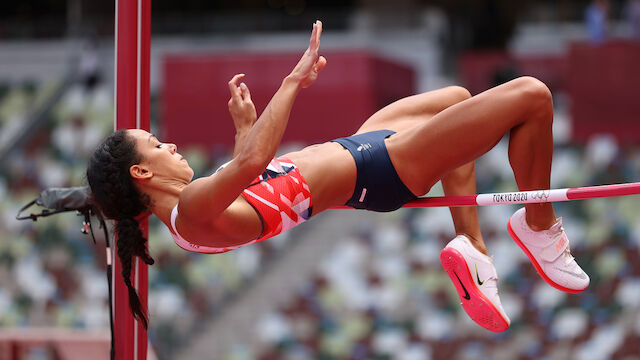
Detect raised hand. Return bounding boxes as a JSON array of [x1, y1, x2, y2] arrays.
[[288, 20, 327, 89], [228, 73, 257, 133]]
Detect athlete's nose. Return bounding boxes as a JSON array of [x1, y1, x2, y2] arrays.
[[169, 143, 177, 154]]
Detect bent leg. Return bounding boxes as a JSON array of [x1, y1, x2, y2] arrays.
[[441, 161, 487, 255], [387, 76, 557, 230], [355, 86, 472, 134], [353, 85, 490, 253], [361, 85, 513, 329]]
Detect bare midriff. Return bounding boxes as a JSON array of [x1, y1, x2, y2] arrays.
[[285, 141, 356, 213]]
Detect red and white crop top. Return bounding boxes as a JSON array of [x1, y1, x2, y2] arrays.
[[169, 156, 314, 254]]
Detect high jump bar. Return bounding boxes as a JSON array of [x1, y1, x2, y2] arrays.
[[331, 182, 640, 209]]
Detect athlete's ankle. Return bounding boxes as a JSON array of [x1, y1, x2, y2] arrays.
[[523, 204, 556, 231], [458, 233, 488, 256], [525, 214, 557, 231]]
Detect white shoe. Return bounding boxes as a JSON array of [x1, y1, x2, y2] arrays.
[[507, 207, 589, 293], [440, 235, 510, 332]]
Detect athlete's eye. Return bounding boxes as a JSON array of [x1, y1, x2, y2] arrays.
[[156, 143, 163, 149]]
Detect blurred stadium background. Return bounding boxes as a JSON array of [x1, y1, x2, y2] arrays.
[[1, 0, 640, 359]]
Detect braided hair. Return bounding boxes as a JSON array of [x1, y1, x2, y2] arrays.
[[87, 129, 155, 329]]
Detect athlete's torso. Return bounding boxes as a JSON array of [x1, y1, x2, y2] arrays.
[[170, 141, 356, 251]]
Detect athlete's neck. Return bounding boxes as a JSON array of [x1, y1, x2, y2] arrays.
[[141, 179, 187, 229]]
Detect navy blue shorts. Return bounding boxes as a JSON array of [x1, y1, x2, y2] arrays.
[[331, 129, 417, 212]]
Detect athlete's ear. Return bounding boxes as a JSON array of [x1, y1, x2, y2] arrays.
[[130, 164, 153, 180]]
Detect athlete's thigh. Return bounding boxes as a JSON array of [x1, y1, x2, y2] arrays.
[[355, 86, 471, 134], [386, 77, 550, 196]]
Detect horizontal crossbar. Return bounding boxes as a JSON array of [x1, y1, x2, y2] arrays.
[[330, 182, 640, 209]]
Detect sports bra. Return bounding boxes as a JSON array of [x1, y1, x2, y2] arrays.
[[169, 156, 314, 254]]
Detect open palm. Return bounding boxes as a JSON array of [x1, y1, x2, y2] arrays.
[[289, 20, 327, 89]]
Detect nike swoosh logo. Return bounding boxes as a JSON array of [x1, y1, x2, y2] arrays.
[[475, 264, 484, 286], [454, 272, 471, 300], [554, 267, 588, 280]]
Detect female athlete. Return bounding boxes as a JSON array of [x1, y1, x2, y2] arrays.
[[87, 21, 588, 332]]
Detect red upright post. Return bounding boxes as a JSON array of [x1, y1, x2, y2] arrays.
[[114, 0, 151, 359]]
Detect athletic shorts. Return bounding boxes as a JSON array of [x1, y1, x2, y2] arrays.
[[331, 129, 417, 212]]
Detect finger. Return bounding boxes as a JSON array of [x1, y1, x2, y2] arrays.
[[231, 73, 245, 84], [228, 73, 245, 96], [229, 86, 241, 102], [315, 20, 322, 48], [308, 22, 318, 51], [228, 81, 238, 99], [229, 74, 244, 101], [240, 82, 251, 102], [315, 55, 327, 73]]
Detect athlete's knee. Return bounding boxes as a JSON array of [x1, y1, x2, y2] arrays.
[[514, 77, 552, 105], [513, 76, 553, 120], [445, 85, 472, 104]]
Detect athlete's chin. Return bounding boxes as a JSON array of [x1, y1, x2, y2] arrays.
[[179, 158, 193, 172]]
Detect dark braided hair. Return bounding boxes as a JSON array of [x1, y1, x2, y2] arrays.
[[87, 129, 155, 329]]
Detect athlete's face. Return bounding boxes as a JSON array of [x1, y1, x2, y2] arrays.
[[127, 129, 194, 185]]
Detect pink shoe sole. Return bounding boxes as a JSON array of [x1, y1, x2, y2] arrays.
[[440, 248, 510, 332], [507, 219, 587, 294]]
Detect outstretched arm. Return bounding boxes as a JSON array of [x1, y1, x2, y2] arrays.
[[237, 20, 326, 167], [179, 21, 327, 223]]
